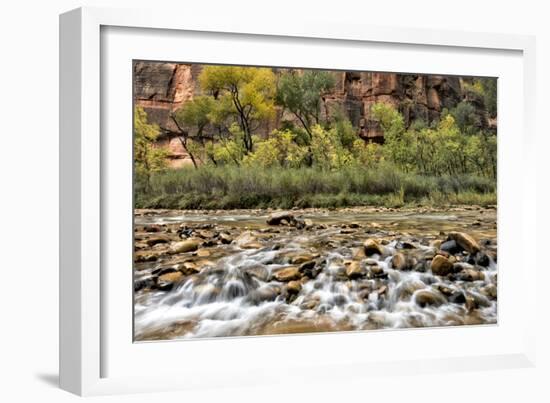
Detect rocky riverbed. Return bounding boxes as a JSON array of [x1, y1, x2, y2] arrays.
[[133, 206, 497, 341]]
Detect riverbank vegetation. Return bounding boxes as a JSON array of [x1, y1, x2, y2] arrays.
[[134, 66, 497, 209]]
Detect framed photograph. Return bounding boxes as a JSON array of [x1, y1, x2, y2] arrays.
[[60, 7, 537, 396]]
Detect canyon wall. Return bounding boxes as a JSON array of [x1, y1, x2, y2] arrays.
[[133, 61, 490, 167]]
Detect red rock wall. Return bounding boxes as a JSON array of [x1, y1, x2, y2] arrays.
[[134, 62, 475, 165]]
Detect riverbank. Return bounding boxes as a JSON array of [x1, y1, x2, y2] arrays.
[[133, 206, 497, 340], [135, 166, 496, 210]]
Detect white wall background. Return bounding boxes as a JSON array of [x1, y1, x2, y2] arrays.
[[0, 0, 547, 401]]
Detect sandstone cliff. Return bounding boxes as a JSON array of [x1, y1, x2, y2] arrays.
[[133, 61, 491, 166]]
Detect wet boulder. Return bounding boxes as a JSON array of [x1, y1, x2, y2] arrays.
[[156, 271, 184, 291], [391, 252, 413, 270], [273, 266, 302, 282], [134, 277, 156, 292], [145, 235, 171, 247], [481, 284, 497, 300], [414, 289, 447, 307], [218, 232, 233, 244], [345, 261, 365, 279], [475, 252, 491, 267], [363, 239, 385, 256], [246, 286, 281, 304], [448, 232, 481, 254], [430, 255, 454, 276], [290, 253, 319, 265], [448, 291, 467, 305], [457, 268, 485, 282], [134, 252, 159, 262], [368, 265, 386, 278], [266, 211, 296, 226], [286, 280, 302, 294], [244, 265, 270, 282], [298, 260, 322, 279], [440, 239, 462, 254], [170, 238, 202, 254]]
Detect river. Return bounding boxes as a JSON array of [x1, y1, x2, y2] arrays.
[[133, 206, 497, 341]]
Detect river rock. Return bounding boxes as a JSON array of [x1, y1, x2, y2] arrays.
[[397, 281, 425, 301], [235, 231, 256, 245], [196, 249, 211, 257], [458, 268, 484, 282], [218, 232, 233, 244], [430, 255, 453, 276], [144, 224, 162, 233], [134, 277, 156, 292], [298, 260, 321, 279], [290, 253, 319, 265], [170, 238, 201, 254], [134, 252, 159, 262], [481, 284, 497, 300], [145, 235, 171, 247], [300, 296, 321, 310], [448, 291, 466, 304], [197, 229, 215, 239], [273, 266, 302, 282], [158, 271, 183, 284], [345, 261, 365, 279], [440, 239, 462, 254], [240, 241, 264, 249], [266, 211, 295, 226], [245, 265, 270, 282], [475, 252, 491, 267], [414, 289, 447, 307], [448, 232, 480, 254], [391, 252, 408, 270], [180, 261, 201, 275], [286, 281, 302, 294], [465, 292, 491, 310], [369, 265, 386, 278], [364, 239, 385, 256], [246, 286, 280, 304]]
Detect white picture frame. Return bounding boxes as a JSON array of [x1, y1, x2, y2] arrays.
[[59, 6, 537, 396]]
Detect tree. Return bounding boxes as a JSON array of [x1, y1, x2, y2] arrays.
[[171, 96, 217, 167], [243, 129, 308, 168], [479, 78, 497, 118], [134, 107, 168, 188], [310, 125, 355, 170], [199, 66, 276, 153], [450, 101, 482, 134], [275, 70, 336, 139]]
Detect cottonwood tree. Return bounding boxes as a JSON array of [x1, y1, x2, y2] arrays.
[[275, 70, 336, 139], [171, 95, 217, 167], [134, 107, 167, 189], [199, 66, 276, 153]]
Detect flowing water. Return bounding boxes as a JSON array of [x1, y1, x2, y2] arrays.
[[133, 207, 497, 341]]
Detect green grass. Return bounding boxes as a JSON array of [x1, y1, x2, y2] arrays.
[[135, 165, 496, 209]]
